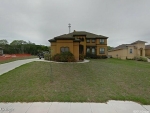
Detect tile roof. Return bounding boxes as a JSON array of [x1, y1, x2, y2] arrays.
[[109, 44, 137, 52], [131, 40, 147, 44], [145, 45, 150, 49], [54, 31, 108, 39]]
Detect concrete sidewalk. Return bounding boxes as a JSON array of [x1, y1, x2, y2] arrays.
[[0, 101, 149, 113]]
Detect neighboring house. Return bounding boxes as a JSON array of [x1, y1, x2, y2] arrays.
[[49, 31, 108, 61], [145, 45, 150, 56], [0, 47, 3, 56], [108, 40, 147, 59]]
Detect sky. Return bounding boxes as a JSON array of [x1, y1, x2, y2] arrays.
[[0, 0, 150, 47]]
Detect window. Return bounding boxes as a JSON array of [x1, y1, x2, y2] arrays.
[[61, 47, 65, 52], [92, 39, 95, 43], [60, 47, 69, 52], [100, 39, 104, 44], [86, 39, 90, 43], [130, 49, 132, 54], [79, 38, 84, 41], [92, 48, 95, 54], [100, 48, 105, 54], [87, 48, 90, 53]]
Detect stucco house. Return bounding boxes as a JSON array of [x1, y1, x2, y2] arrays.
[[145, 45, 150, 56], [108, 40, 147, 59], [49, 31, 108, 61], [0, 47, 3, 56]]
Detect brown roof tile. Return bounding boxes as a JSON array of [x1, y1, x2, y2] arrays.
[[145, 45, 150, 49]]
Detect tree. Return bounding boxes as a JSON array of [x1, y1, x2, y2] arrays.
[[10, 40, 27, 45], [10, 40, 27, 53], [0, 39, 8, 45], [107, 46, 114, 50]]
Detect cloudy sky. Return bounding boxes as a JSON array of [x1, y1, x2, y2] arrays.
[[0, 0, 150, 47]]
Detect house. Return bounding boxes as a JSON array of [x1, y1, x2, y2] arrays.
[[49, 31, 108, 61], [0, 47, 3, 56], [145, 45, 150, 56], [108, 40, 147, 59]]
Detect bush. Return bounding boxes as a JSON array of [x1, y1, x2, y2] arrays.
[[79, 54, 84, 60], [52, 53, 60, 61], [146, 56, 150, 59], [102, 55, 107, 59], [86, 53, 107, 59], [52, 52, 76, 62], [134, 56, 148, 62], [44, 53, 51, 60], [86, 53, 97, 59]]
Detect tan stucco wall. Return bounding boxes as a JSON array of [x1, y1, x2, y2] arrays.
[[73, 42, 79, 60], [50, 40, 79, 61], [75, 36, 86, 55], [86, 39, 107, 56], [108, 49, 126, 59], [50, 38, 108, 61], [96, 45, 108, 56], [108, 42, 146, 60], [75, 37, 108, 56], [145, 49, 150, 56], [108, 48, 136, 60], [126, 46, 136, 59], [51, 42, 56, 56], [132, 43, 145, 57], [56, 40, 74, 54]]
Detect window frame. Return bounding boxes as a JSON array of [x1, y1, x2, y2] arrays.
[[91, 48, 95, 54], [60, 47, 69, 53], [86, 39, 90, 43], [130, 49, 133, 54], [86, 47, 90, 53], [100, 39, 105, 44], [99, 48, 105, 54], [92, 39, 95, 43]]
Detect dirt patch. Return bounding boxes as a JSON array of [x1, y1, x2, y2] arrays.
[[0, 54, 31, 61]]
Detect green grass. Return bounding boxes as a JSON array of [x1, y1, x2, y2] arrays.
[[0, 56, 37, 64], [0, 59, 150, 104]]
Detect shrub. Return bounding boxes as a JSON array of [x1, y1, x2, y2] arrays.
[[44, 53, 51, 60], [86, 53, 107, 59], [102, 55, 107, 59], [146, 56, 150, 59], [79, 54, 84, 60], [134, 56, 148, 62], [52, 52, 76, 62], [52, 53, 60, 61], [86, 53, 97, 59], [67, 56, 76, 62]]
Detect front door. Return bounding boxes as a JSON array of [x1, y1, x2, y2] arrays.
[[79, 45, 84, 54]]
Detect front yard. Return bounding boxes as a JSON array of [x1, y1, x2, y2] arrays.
[[0, 59, 150, 104]]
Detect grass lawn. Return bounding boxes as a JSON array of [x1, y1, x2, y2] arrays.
[[0, 59, 150, 104], [0, 56, 37, 64]]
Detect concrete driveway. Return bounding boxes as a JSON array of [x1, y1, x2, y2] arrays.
[[0, 58, 48, 75], [0, 58, 89, 75]]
